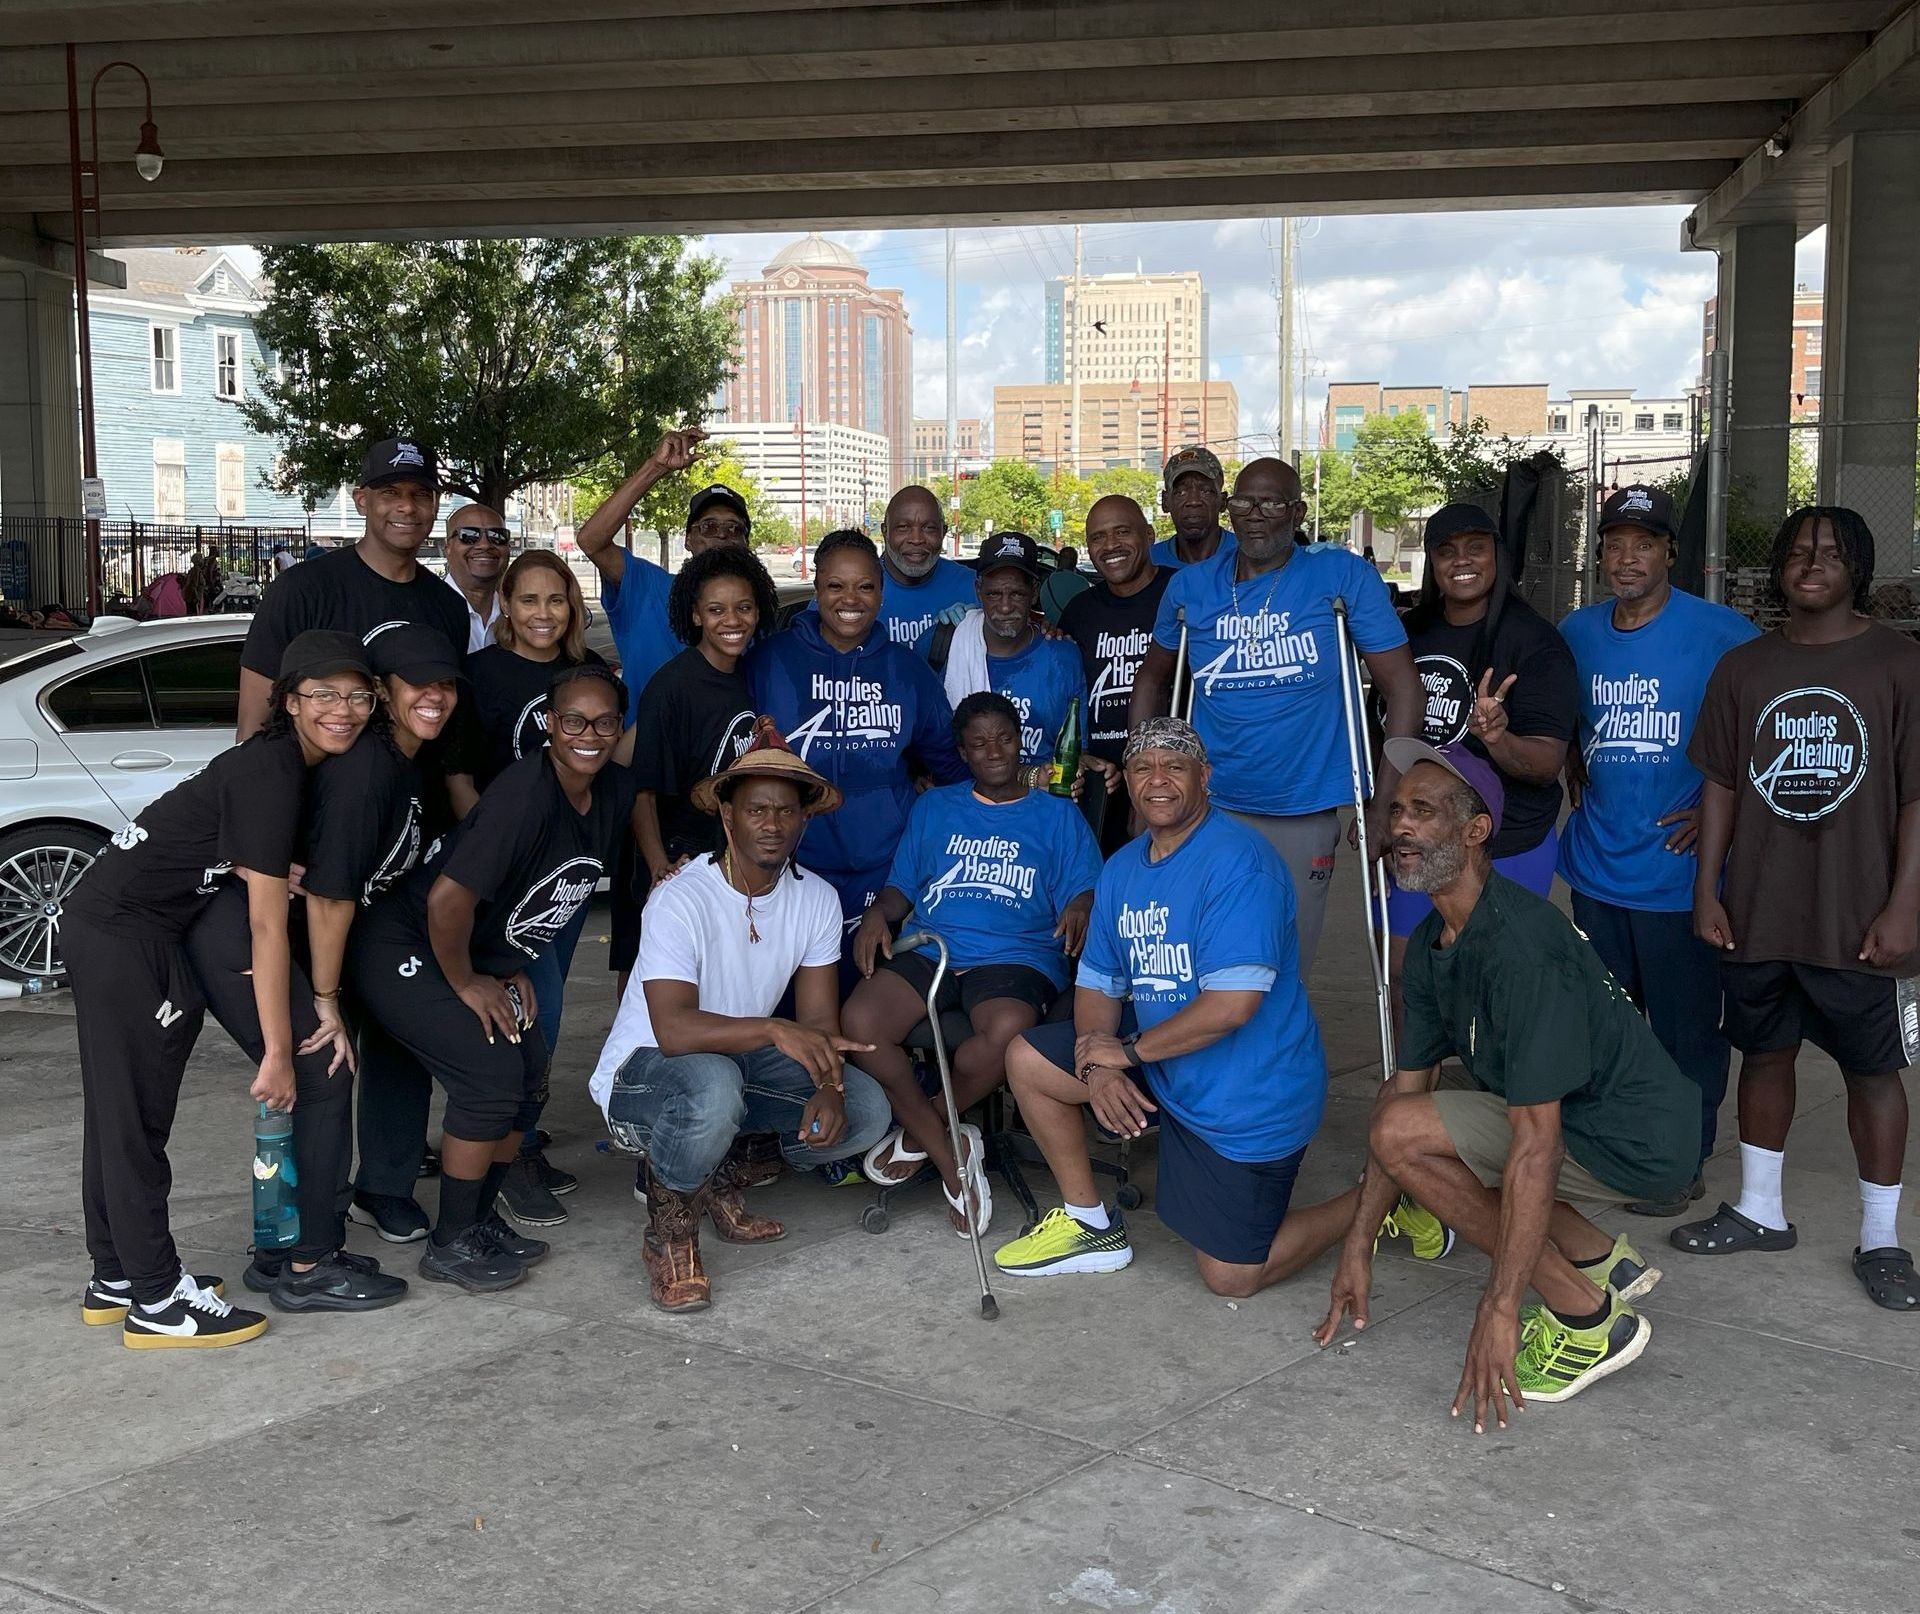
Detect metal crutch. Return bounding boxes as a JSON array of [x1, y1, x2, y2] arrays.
[[891, 929, 999, 1321], [1331, 596, 1395, 1086], [1170, 606, 1192, 722]]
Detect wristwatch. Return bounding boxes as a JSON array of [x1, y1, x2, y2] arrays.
[[1121, 1034, 1145, 1069]]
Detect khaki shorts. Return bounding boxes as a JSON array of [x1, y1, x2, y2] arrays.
[[1429, 1068, 1627, 1209]]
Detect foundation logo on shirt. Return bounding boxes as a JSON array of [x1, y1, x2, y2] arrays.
[[504, 856, 605, 956], [511, 697, 549, 760], [1749, 686, 1869, 822], [999, 691, 1045, 761], [110, 822, 148, 851], [789, 673, 904, 757], [361, 797, 422, 906], [1193, 606, 1319, 695], [707, 710, 757, 774], [361, 621, 410, 646], [1115, 899, 1193, 997], [196, 860, 234, 895], [924, 833, 1036, 911], [1089, 628, 1151, 739], [1585, 672, 1682, 762], [886, 610, 938, 649], [1415, 653, 1472, 746]]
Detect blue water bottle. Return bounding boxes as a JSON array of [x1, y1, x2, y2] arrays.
[[252, 1101, 300, 1251]]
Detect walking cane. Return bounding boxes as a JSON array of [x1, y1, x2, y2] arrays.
[[1331, 597, 1395, 1085]]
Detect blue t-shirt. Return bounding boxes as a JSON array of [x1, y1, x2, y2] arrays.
[[1150, 528, 1238, 569], [1152, 546, 1406, 816], [886, 784, 1102, 988], [1557, 588, 1760, 912], [879, 558, 979, 656], [600, 554, 675, 726], [987, 635, 1087, 765], [748, 612, 967, 885], [1077, 809, 1328, 1161]]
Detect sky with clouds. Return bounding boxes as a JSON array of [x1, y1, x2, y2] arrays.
[[704, 210, 1827, 458]]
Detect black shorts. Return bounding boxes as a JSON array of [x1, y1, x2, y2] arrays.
[[609, 835, 647, 975], [1719, 960, 1920, 1079], [1021, 1019, 1307, 1266], [883, 949, 1058, 1019]]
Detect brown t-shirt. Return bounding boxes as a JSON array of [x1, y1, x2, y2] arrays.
[[1690, 622, 1920, 976]]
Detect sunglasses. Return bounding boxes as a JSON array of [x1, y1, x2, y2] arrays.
[[452, 527, 512, 547]]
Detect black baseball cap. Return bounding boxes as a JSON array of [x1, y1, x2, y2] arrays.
[[367, 624, 462, 686], [280, 629, 373, 682], [688, 484, 751, 532], [1423, 502, 1500, 550], [976, 530, 1043, 579], [1598, 485, 1676, 541], [359, 438, 440, 491]]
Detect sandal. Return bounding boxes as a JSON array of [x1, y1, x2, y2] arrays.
[[1669, 1201, 1798, 1255], [1852, 1246, 1920, 1312], [943, 1126, 992, 1239], [863, 1126, 927, 1186]]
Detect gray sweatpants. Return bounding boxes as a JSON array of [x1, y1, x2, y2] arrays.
[[1224, 807, 1341, 978]]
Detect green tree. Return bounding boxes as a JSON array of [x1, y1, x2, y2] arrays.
[[243, 238, 736, 513], [1060, 466, 1170, 537], [1348, 411, 1443, 529], [955, 460, 1050, 540], [1299, 448, 1360, 534]]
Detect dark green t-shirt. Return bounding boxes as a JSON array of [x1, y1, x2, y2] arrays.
[[1399, 873, 1697, 1199]]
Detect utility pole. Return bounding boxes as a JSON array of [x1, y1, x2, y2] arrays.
[[945, 228, 958, 523], [1069, 223, 1083, 478], [1277, 219, 1294, 463]]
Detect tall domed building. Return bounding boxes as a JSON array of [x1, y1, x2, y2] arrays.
[[720, 233, 914, 490]]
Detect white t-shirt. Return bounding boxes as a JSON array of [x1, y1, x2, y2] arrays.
[[586, 853, 842, 1117], [444, 571, 501, 653]]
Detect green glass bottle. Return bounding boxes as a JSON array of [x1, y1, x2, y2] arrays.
[[1048, 698, 1082, 797]]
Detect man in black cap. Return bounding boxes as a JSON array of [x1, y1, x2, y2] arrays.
[[1151, 446, 1237, 569], [238, 437, 471, 740]]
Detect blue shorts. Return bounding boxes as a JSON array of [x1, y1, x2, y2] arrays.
[[1020, 1020, 1308, 1265], [1388, 824, 1558, 938]]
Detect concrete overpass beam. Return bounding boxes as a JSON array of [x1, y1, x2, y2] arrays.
[[0, 260, 79, 518], [1717, 220, 1795, 521], [1817, 131, 1920, 565]]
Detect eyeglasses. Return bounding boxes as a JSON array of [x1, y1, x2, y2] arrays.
[[452, 527, 512, 546], [553, 711, 623, 738], [689, 519, 748, 541], [293, 688, 377, 712], [1225, 495, 1303, 517]]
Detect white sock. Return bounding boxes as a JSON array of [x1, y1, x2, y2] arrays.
[[93, 1276, 130, 1291], [1860, 1180, 1903, 1252], [1732, 1142, 1787, 1230], [1065, 1200, 1110, 1231]]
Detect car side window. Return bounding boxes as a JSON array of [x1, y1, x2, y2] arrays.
[[146, 641, 243, 729], [45, 659, 153, 731]]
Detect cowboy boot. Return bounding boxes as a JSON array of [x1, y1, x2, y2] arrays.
[[725, 1131, 785, 1191], [706, 1152, 788, 1245], [641, 1164, 710, 1313]]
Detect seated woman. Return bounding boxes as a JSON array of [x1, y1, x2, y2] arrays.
[[844, 692, 1102, 1236]]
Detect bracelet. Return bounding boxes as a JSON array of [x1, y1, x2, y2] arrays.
[[1074, 1061, 1095, 1084], [1121, 1035, 1144, 1069], [819, 1075, 845, 1095], [314, 989, 340, 1003]]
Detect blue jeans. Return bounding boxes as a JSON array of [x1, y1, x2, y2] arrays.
[[604, 1045, 892, 1194]]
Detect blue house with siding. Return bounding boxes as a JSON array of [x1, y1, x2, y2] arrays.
[[86, 247, 359, 536]]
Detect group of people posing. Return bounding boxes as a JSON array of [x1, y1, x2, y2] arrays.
[[68, 428, 1916, 1433]]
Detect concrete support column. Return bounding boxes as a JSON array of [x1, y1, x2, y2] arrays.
[[1715, 220, 1795, 522], [0, 264, 81, 518], [1818, 132, 1920, 561]]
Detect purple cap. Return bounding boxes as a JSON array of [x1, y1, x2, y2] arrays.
[[1383, 737, 1505, 836]]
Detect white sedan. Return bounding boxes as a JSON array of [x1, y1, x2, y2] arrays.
[[0, 615, 248, 982]]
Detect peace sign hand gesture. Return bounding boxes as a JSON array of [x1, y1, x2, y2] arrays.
[[1467, 670, 1516, 743]]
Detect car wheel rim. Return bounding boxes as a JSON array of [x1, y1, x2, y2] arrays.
[[0, 844, 94, 979]]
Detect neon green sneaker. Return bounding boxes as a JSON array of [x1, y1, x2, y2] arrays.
[[1577, 1232, 1662, 1303], [1512, 1295, 1651, 1403], [993, 1207, 1133, 1277], [1375, 1194, 1457, 1261]]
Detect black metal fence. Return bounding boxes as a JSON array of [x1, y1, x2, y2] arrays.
[[0, 516, 312, 614]]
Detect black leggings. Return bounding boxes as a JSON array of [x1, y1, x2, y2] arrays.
[[347, 909, 548, 1144], [185, 883, 352, 1265]]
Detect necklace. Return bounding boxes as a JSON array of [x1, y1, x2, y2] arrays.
[[1229, 554, 1287, 623], [720, 848, 779, 943]]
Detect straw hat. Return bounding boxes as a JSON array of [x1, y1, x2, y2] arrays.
[[689, 716, 844, 817]]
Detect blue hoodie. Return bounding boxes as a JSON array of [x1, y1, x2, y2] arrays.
[[748, 612, 967, 885]]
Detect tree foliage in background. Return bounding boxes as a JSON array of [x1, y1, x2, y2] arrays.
[[243, 238, 736, 513], [570, 440, 797, 551]]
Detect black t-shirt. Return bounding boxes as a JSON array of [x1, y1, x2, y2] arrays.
[[66, 731, 308, 939], [1057, 569, 1174, 764], [241, 545, 471, 680], [398, 753, 639, 975], [631, 648, 757, 860], [301, 732, 424, 907], [456, 644, 608, 790], [1404, 594, 1578, 858]]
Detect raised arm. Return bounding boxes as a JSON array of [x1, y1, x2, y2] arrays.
[[576, 429, 704, 587]]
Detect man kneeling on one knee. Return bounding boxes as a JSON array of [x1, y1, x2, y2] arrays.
[[992, 717, 1350, 1295], [586, 721, 890, 1312], [1315, 741, 1699, 1427]]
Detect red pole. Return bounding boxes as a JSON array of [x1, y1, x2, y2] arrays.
[[1160, 320, 1170, 465], [66, 45, 102, 617]]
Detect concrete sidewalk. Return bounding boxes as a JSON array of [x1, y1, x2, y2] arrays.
[[1, 889, 1914, 1614]]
